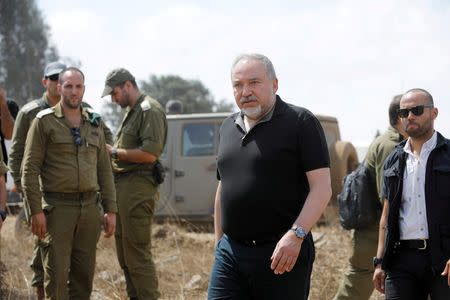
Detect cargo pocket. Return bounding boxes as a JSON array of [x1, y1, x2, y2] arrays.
[[129, 216, 151, 245]]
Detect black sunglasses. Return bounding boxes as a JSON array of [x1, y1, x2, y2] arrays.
[[398, 104, 433, 118], [70, 128, 82, 146], [45, 74, 59, 81]]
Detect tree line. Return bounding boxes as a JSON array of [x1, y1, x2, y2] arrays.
[[0, 0, 233, 131]]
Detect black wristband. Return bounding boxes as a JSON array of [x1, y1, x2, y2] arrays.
[[111, 148, 118, 159], [0, 209, 6, 221]]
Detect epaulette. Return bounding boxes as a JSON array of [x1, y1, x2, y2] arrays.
[[85, 107, 102, 127], [21, 101, 40, 114], [141, 100, 151, 111], [84, 107, 96, 114], [36, 108, 54, 119]]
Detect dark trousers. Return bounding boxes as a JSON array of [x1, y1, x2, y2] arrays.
[[385, 248, 450, 300], [207, 234, 315, 300]]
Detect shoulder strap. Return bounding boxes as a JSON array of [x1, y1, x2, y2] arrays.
[[36, 108, 54, 119], [39, 96, 50, 110]]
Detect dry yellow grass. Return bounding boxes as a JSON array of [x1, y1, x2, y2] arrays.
[[0, 212, 385, 300]]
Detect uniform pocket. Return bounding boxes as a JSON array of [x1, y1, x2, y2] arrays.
[[50, 135, 74, 153], [120, 126, 139, 149], [129, 216, 151, 244]]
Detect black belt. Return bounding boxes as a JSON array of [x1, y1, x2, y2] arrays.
[[44, 191, 97, 200], [398, 239, 429, 250], [235, 233, 284, 247], [114, 169, 153, 180]]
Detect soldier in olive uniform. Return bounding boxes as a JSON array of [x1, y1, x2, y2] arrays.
[[101, 68, 167, 300], [9, 62, 113, 300], [22, 67, 117, 300]]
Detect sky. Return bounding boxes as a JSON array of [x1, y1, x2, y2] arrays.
[[37, 0, 450, 146]]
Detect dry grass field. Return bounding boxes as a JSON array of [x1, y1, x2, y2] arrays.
[[0, 209, 385, 300]]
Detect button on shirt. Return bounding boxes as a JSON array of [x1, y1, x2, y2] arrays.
[[399, 131, 437, 240]]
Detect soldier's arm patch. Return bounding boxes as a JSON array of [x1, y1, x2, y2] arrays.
[[141, 100, 151, 111], [36, 108, 54, 119], [21, 101, 40, 114]]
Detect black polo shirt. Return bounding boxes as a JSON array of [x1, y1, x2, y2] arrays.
[[216, 96, 330, 241]]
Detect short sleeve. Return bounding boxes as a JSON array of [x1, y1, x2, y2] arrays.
[[297, 112, 330, 172], [139, 108, 167, 157]]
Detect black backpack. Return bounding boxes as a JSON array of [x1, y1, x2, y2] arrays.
[[337, 159, 382, 230]]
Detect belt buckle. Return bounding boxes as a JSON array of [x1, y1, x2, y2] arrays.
[[418, 239, 427, 250]]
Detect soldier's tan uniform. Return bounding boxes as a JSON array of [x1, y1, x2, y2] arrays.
[[0, 148, 8, 175], [21, 102, 117, 300], [9, 91, 113, 288], [113, 93, 167, 300]]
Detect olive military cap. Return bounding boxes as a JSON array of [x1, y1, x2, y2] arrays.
[[44, 61, 67, 77], [101, 68, 135, 97]]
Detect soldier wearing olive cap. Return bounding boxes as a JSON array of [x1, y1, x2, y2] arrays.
[[9, 61, 113, 300], [21, 67, 117, 300], [102, 68, 167, 300]]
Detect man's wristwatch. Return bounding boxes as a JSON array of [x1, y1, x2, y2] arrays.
[[290, 226, 307, 240], [0, 209, 6, 221], [111, 148, 118, 159], [373, 257, 383, 267]]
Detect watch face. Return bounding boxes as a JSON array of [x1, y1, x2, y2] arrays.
[[295, 227, 306, 238]]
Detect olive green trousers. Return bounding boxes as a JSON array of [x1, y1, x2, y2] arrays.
[[333, 225, 379, 300], [39, 193, 101, 300], [115, 174, 160, 300], [30, 237, 44, 287]]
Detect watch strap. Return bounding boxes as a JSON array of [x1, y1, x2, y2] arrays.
[[373, 256, 383, 267], [111, 148, 118, 159]]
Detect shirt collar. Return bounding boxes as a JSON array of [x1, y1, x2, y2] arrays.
[[234, 96, 278, 131], [127, 92, 146, 113], [53, 101, 89, 120], [403, 130, 437, 156]]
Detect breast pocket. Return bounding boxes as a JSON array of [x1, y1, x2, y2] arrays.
[[83, 135, 100, 163], [120, 126, 139, 149], [50, 135, 74, 154]]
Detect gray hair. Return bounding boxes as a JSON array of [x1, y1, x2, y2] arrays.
[[231, 53, 277, 80]]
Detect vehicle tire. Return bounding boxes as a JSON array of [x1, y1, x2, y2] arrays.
[[14, 207, 31, 239], [329, 141, 359, 204]]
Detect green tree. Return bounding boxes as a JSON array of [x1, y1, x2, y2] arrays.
[[140, 75, 233, 113], [0, 0, 59, 106], [101, 74, 234, 133], [102, 101, 125, 135]]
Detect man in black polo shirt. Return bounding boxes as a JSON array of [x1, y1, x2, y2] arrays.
[[207, 53, 332, 300]]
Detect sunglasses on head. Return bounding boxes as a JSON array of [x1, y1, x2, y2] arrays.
[[45, 74, 59, 81], [70, 128, 82, 146], [397, 104, 433, 118]]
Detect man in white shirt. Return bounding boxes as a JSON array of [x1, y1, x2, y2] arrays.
[[373, 88, 450, 299]]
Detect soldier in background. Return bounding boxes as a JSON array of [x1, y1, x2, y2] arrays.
[[9, 61, 113, 300], [21, 67, 117, 299], [102, 68, 167, 300], [333, 95, 407, 300]]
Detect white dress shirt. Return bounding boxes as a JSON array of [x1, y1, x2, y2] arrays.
[[399, 131, 437, 240]]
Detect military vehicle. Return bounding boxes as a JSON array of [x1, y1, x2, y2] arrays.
[[157, 112, 359, 221], [11, 112, 358, 229]]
